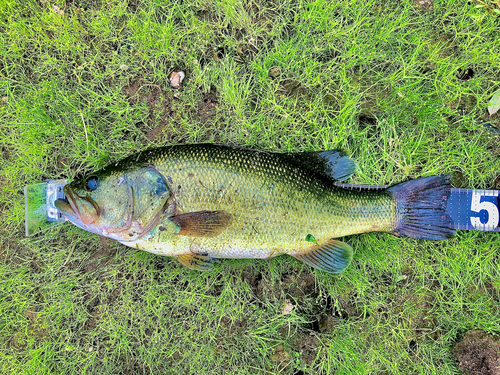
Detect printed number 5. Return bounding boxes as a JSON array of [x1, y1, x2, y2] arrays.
[[470, 191, 499, 229]]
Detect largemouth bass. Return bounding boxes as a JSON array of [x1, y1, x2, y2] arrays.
[[55, 144, 455, 273]]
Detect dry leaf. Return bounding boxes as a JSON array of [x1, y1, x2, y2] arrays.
[[282, 300, 294, 315], [169, 71, 185, 89], [488, 88, 500, 116]]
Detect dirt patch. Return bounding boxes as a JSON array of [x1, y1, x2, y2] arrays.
[[494, 176, 500, 190], [242, 269, 318, 302], [451, 170, 466, 188], [270, 344, 291, 370], [457, 67, 475, 81], [453, 330, 500, 375], [30, 254, 43, 273], [294, 333, 320, 366], [85, 247, 116, 273], [278, 78, 310, 99], [471, 283, 500, 304], [198, 86, 219, 123], [123, 77, 175, 142], [1, 144, 11, 161], [241, 268, 264, 299], [282, 272, 317, 300], [23, 306, 48, 340], [241, 268, 363, 333]]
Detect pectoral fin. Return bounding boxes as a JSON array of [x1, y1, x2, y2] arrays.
[[168, 210, 232, 237], [176, 253, 214, 271], [293, 239, 353, 274]]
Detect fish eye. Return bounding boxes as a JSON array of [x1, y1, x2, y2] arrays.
[[85, 177, 98, 191]]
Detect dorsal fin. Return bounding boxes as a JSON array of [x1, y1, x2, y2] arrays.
[[284, 150, 358, 182]]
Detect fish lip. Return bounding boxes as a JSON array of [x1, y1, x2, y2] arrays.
[[56, 186, 97, 225], [55, 186, 104, 236], [59, 186, 80, 220]]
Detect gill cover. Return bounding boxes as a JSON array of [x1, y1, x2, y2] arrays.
[[124, 167, 171, 240]]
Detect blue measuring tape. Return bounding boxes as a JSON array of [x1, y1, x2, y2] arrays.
[[448, 189, 499, 232], [335, 184, 500, 232]]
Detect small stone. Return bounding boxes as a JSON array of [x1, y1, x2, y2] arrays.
[[414, 0, 433, 10], [88, 346, 93, 352], [169, 71, 185, 89], [52, 5, 64, 15], [282, 300, 294, 315], [269, 67, 281, 78]]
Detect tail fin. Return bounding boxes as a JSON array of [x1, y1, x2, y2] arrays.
[[388, 175, 455, 240]]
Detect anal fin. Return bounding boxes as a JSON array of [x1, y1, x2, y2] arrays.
[[293, 239, 353, 274], [176, 253, 214, 271]]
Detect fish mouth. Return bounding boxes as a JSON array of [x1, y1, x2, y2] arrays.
[[55, 187, 79, 220], [55, 186, 98, 225], [55, 186, 103, 236]]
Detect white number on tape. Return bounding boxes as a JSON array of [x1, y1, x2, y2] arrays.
[[470, 190, 499, 230]]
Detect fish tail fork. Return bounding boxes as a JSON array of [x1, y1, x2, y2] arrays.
[[389, 175, 456, 240]]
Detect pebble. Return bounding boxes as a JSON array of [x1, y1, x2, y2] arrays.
[[169, 71, 185, 89]]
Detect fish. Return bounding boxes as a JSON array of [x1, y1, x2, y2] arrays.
[[55, 144, 455, 273]]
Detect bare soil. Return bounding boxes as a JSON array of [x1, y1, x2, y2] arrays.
[[123, 77, 175, 142], [453, 330, 500, 375], [198, 86, 219, 123]]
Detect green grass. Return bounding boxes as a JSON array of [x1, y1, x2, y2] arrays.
[[1, 0, 500, 374]]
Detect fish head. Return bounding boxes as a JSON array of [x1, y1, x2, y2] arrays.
[[56, 165, 171, 242]]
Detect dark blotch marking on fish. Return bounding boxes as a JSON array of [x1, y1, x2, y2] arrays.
[[188, 173, 194, 178], [167, 176, 173, 184], [159, 226, 166, 231]]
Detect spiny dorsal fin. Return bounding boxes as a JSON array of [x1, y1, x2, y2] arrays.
[[168, 210, 232, 237], [176, 253, 214, 271], [293, 239, 353, 273], [286, 150, 358, 182]]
